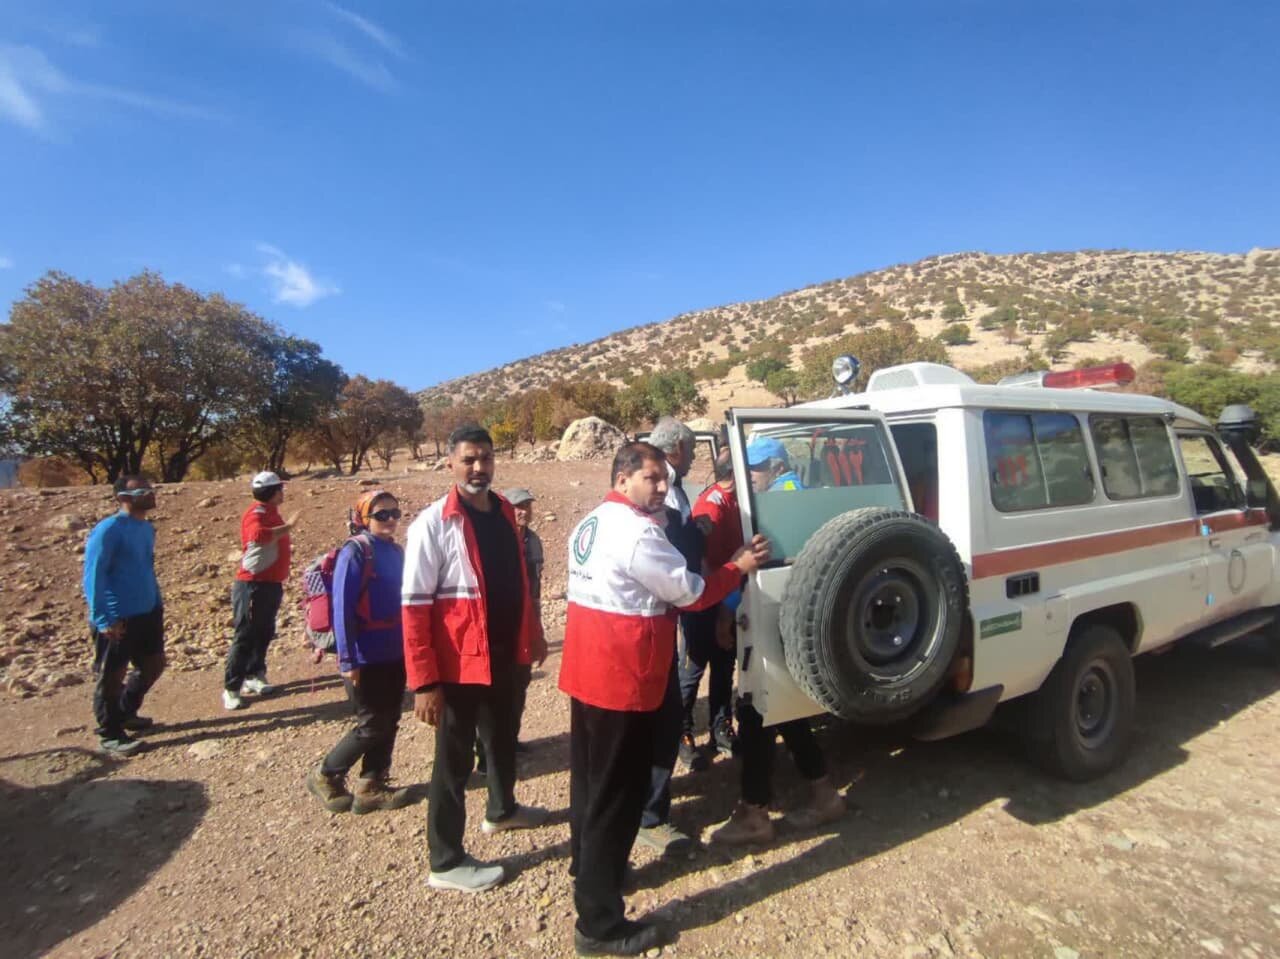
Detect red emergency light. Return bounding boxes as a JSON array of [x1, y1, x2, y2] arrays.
[[1041, 362, 1136, 390]]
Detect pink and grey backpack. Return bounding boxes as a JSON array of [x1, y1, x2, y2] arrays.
[[300, 532, 388, 655]]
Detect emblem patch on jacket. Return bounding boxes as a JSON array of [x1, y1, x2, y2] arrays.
[[572, 517, 598, 565]]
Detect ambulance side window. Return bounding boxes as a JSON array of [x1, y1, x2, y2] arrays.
[[1176, 434, 1243, 514], [1090, 415, 1180, 500], [984, 411, 1094, 512]]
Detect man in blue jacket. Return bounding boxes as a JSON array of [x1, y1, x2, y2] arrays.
[[82, 475, 165, 756]]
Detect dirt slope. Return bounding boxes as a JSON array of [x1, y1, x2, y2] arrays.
[[2, 457, 1279, 958]]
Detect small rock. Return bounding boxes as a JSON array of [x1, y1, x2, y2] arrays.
[[1198, 940, 1225, 956], [197, 497, 218, 508], [1105, 835, 1135, 852], [187, 741, 223, 761], [1054, 948, 1080, 959]]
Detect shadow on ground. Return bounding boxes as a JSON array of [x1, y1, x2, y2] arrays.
[[0, 748, 208, 957], [507, 636, 1280, 937]]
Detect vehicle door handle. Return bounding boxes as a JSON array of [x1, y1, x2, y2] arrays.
[[1208, 537, 1222, 548]]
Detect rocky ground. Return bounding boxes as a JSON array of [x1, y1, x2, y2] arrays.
[[1, 456, 1279, 958]]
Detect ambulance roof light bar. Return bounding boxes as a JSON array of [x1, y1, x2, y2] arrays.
[[997, 362, 1136, 390]]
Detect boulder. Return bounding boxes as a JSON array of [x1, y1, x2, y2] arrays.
[[557, 417, 626, 461]]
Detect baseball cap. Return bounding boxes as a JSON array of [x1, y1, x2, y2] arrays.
[[251, 471, 284, 490], [746, 436, 788, 469], [503, 487, 535, 506]]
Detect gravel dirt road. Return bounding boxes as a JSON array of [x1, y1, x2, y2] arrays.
[[2, 457, 1278, 958]]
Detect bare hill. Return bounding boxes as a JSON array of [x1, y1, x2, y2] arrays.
[[421, 248, 1280, 414]]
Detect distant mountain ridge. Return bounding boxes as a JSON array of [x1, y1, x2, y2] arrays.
[[421, 247, 1280, 414]]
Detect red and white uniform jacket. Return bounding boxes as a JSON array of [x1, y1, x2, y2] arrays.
[[401, 487, 540, 689], [559, 491, 742, 712]]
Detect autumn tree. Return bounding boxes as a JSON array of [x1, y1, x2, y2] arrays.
[[332, 377, 423, 474], [0, 270, 276, 482]]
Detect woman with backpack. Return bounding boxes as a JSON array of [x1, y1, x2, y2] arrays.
[[307, 490, 413, 814]]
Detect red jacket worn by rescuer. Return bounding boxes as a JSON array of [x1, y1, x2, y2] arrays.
[[401, 487, 541, 689], [560, 491, 742, 712]]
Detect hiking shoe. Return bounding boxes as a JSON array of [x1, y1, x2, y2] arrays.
[[122, 715, 155, 732], [482, 803, 549, 834], [242, 675, 276, 695], [636, 821, 695, 856], [783, 776, 845, 830], [99, 734, 145, 757], [574, 920, 668, 957], [306, 764, 353, 813], [427, 856, 505, 892], [351, 773, 413, 814], [710, 801, 775, 845], [677, 733, 708, 772], [712, 720, 736, 757], [222, 689, 245, 711]]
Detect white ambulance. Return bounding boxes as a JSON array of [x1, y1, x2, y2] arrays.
[[726, 358, 1280, 780]]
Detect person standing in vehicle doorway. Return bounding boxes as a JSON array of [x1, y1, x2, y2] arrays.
[[83, 475, 166, 756], [223, 471, 297, 711], [711, 435, 842, 844], [638, 416, 707, 857], [681, 449, 742, 760]]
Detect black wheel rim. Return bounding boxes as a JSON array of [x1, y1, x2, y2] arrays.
[[845, 559, 930, 670], [1074, 660, 1117, 750]]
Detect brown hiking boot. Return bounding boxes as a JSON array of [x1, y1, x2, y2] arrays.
[[709, 801, 775, 845], [306, 764, 353, 814], [783, 776, 845, 830], [351, 772, 413, 814]]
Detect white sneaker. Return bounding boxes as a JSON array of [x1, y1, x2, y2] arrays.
[[427, 856, 505, 892], [222, 689, 245, 711], [242, 675, 277, 695]]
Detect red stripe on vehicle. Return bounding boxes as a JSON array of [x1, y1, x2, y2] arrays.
[[970, 509, 1268, 580]]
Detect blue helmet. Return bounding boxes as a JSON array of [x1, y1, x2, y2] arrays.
[[746, 435, 788, 468]]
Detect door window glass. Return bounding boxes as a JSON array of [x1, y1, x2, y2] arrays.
[[1090, 415, 1180, 500], [741, 419, 904, 562], [984, 411, 1094, 512], [1177, 434, 1243, 514]]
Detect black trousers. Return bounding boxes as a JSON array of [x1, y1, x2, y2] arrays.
[[678, 607, 735, 738], [92, 606, 165, 738], [641, 652, 681, 828], [224, 581, 283, 692], [427, 663, 520, 871], [322, 659, 406, 778], [475, 662, 532, 765], [569, 697, 655, 940], [736, 700, 826, 807]]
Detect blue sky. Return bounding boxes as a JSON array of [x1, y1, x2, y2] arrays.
[[1, 1, 1276, 391]]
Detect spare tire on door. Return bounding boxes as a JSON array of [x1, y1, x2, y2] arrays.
[[779, 508, 967, 724]]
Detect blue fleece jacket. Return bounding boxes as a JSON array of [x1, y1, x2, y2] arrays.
[[82, 512, 161, 631], [334, 535, 405, 672]]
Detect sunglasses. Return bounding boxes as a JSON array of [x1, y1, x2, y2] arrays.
[[119, 487, 156, 498], [370, 508, 401, 521]]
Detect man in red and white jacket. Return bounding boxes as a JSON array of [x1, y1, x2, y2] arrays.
[[402, 424, 549, 894], [559, 441, 770, 956]]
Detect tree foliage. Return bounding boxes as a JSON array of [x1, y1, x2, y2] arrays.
[[764, 367, 801, 406], [796, 325, 949, 399], [250, 337, 345, 475], [0, 270, 281, 482], [746, 356, 786, 383], [311, 376, 423, 474]]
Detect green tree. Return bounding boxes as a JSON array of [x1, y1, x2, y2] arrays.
[[939, 323, 971, 346], [251, 336, 345, 475], [746, 356, 786, 383], [764, 368, 801, 406], [942, 300, 966, 322], [796, 325, 949, 399]]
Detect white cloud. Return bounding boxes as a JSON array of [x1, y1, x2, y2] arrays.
[[225, 262, 246, 278], [0, 42, 210, 134], [0, 255, 14, 270], [323, 2, 405, 59], [257, 244, 339, 307], [298, 33, 396, 92]]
